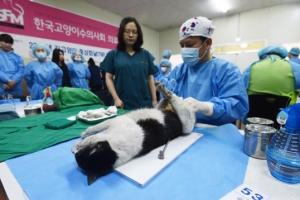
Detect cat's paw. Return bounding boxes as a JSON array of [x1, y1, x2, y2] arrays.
[[81, 127, 97, 138], [81, 131, 88, 139]]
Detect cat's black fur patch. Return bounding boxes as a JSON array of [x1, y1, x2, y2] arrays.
[[75, 141, 118, 184], [136, 110, 183, 156]]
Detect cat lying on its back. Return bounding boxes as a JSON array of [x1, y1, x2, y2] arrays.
[[72, 83, 196, 185]]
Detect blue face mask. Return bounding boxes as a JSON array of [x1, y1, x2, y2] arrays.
[[74, 57, 81, 62], [181, 40, 207, 66], [161, 67, 167, 73], [36, 52, 47, 60]]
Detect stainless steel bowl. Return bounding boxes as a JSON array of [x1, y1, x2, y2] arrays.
[[243, 124, 277, 159], [24, 105, 42, 116]]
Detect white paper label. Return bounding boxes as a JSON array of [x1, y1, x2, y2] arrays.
[[221, 183, 270, 200]]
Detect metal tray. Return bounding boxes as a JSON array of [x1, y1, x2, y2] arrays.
[[77, 114, 117, 124]]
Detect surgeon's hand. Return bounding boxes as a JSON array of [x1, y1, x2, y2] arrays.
[[183, 97, 214, 116]]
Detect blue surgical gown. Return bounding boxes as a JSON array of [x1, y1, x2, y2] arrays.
[[101, 49, 158, 110], [0, 50, 24, 95], [67, 62, 91, 89], [161, 57, 249, 125], [289, 57, 300, 65], [23, 61, 63, 100], [154, 63, 161, 78]]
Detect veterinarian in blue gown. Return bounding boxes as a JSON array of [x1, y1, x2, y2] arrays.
[[67, 51, 91, 89], [101, 17, 158, 110], [0, 34, 25, 95], [23, 43, 63, 100], [154, 59, 172, 82], [161, 17, 249, 126], [288, 47, 300, 65]]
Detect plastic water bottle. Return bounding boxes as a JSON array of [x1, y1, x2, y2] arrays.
[[266, 103, 300, 184]]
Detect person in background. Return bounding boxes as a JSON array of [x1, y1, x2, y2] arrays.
[[152, 53, 161, 79], [243, 45, 300, 96], [87, 57, 102, 93], [99, 62, 108, 90], [23, 43, 63, 100], [160, 16, 248, 125], [162, 49, 172, 60], [0, 33, 25, 96], [155, 59, 172, 101], [101, 17, 158, 110], [67, 51, 91, 90], [155, 59, 172, 82], [288, 47, 300, 65], [51, 49, 72, 87]]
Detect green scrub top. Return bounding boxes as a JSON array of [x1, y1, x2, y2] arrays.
[[248, 56, 295, 96], [101, 48, 158, 110]]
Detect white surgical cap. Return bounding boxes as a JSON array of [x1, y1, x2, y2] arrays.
[[179, 17, 215, 41]]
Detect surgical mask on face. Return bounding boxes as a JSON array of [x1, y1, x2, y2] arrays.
[[181, 40, 207, 66], [161, 67, 167, 72], [36, 52, 47, 60], [74, 57, 81, 62]]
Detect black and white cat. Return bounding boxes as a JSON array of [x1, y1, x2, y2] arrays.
[[71, 83, 196, 185]]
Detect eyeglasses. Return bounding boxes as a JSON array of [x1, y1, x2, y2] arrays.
[[124, 29, 138, 35]]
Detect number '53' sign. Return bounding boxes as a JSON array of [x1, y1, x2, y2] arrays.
[[236, 184, 269, 200], [241, 187, 263, 200]]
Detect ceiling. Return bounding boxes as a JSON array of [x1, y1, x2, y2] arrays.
[[85, 0, 300, 31]]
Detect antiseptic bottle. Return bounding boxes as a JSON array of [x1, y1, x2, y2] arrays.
[[266, 103, 300, 184]]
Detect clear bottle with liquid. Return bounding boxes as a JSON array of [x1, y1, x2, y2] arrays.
[[266, 103, 300, 184]]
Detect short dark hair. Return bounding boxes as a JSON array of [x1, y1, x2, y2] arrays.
[[0, 34, 14, 44], [117, 17, 143, 51], [51, 49, 66, 66], [88, 57, 96, 66], [198, 36, 208, 43]]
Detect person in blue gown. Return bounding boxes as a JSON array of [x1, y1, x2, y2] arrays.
[[160, 17, 249, 125], [101, 17, 158, 110], [0, 34, 25, 96], [67, 51, 91, 89], [23, 43, 63, 100], [288, 47, 300, 65], [152, 53, 161, 81], [154, 59, 172, 82]]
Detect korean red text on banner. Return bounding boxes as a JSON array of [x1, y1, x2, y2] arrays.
[[0, 0, 118, 49]]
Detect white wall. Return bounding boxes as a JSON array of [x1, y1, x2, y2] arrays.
[[159, 3, 300, 71], [35, 0, 160, 57]]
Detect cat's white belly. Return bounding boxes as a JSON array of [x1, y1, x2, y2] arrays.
[[105, 115, 146, 168]]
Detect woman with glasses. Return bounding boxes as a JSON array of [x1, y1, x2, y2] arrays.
[[101, 17, 158, 110]]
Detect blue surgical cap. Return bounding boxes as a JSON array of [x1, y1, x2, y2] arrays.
[[32, 43, 51, 57], [289, 47, 300, 56], [258, 45, 288, 59], [160, 59, 172, 69], [151, 53, 156, 61], [162, 50, 172, 58], [71, 51, 86, 63]]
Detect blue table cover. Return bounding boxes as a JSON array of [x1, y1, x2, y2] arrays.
[[6, 124, 249, 200]]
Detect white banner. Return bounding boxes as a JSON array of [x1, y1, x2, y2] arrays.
[[4, 32, 111, 66]]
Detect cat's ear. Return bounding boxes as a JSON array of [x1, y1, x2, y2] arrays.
[[87, 172, 99, 185]]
